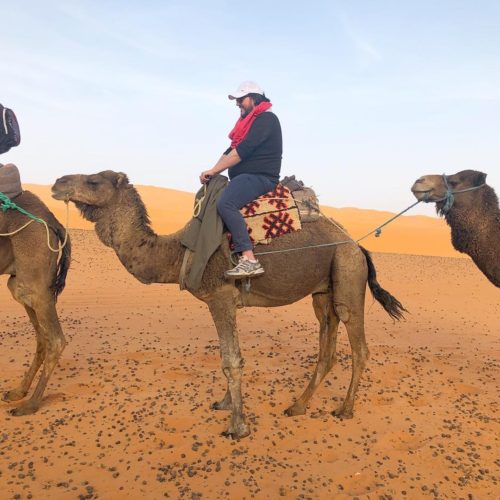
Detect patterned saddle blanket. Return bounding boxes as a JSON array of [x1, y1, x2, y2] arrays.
[[235, 183, 302, 246]]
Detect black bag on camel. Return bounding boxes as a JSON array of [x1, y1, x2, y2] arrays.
[[0, 104, 21, 155]]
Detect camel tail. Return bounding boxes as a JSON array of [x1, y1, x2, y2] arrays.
[[53, 224, 71, 300], [360, 246, 407, 320]]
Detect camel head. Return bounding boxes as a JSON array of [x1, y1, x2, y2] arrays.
[[52, 170, 130, 220], [411, 170, 487, 209], [52, 170, 129, 205]]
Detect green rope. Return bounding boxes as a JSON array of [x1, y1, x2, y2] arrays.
[[0, 191, 44, 223]]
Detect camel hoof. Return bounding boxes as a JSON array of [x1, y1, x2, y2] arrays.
[[284, 404, 306, 417], [9, 403, 38, 417], [221, 424, 250, 440], [332, 406, 353, 419], [3, 390, 26, 402], [211, 400, 231, 411]]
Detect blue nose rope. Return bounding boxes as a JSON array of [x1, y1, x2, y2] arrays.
[[355, 199, 422, 243], [252, 173, 488, 260], [440, 174, 455, 214], [251, 198, 423, 259]]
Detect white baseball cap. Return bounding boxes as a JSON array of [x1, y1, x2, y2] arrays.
[[228, 81, 264, 100]]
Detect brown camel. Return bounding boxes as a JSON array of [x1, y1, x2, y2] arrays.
[[52, 170, 405, 439], [1, 177, 71, 415], [412, 170, 499, 287]]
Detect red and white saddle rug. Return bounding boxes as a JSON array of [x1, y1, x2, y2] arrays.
[[231, 183, 302, 246]]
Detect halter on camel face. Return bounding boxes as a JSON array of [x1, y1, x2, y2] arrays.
[[422, 173, 486, 215]]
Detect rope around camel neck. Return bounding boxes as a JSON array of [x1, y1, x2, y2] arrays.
[[0, 192, 70, 253]]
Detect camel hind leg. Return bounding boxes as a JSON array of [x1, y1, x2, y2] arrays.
[[3, 312, 46, 402], [331, 246, 370, 419], [285, 291, 340, 416], [3, 276, 47, 402], [4, 276, 66, 416]]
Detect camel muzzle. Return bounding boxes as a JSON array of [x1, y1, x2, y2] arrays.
[[411, 184, 433, 201], [51, 183, 72, 201]]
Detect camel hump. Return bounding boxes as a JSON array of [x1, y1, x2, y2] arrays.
[[281, 175, 320, 222], [0, 162, 22, 199]]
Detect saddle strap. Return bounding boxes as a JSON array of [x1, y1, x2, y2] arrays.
[[179, 247, 192, 290]]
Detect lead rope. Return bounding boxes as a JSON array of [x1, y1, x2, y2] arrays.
[[0, 192, 70, 253], [253, 174, 487, 258], [354, 199, 423, 243], [252, 199, 423, 257], [192, 184, 207, 218]]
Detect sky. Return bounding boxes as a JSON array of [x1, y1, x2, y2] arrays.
[[1, 0, 499, 216]]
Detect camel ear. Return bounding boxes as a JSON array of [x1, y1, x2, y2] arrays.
[[474, 171, 487, 186], [115, 172, 129, 187]]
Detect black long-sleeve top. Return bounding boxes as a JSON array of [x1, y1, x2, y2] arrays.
[[224, 111, 282, 183]]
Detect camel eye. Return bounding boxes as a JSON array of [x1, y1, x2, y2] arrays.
[[87, 179, 99, 188]]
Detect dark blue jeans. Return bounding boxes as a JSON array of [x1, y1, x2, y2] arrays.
[[217, 173, 277, 253]]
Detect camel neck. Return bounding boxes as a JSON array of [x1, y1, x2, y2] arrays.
[[445, 198, 495, 255], [92, 189, 184, 285], [112, 228, 184, 285]]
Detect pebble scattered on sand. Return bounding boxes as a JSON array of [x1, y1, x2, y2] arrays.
[[0, 231, 498, 497]]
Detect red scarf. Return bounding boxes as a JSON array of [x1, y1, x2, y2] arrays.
[[228, 101, 272, 148]]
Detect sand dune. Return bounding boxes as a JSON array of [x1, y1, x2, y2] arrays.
[[24, 183, 464, 258], [0, 230, 497, 498]]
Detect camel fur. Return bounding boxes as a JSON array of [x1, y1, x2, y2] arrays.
[[1, 169, 71, 415], [52, 170, 405, 439], [412, 170, 499, 287]]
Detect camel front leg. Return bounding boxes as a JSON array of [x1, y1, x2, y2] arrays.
[[285, 292, 339, 416], [10, 300, 66, 416], [207, 289, 250, 439]]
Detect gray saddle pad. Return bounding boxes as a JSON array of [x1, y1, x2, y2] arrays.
[[0, 163, 22, 199]]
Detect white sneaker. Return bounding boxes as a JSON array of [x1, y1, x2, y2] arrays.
[[225, 258, 265, 278]]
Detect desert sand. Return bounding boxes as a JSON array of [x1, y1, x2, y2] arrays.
[[0, 185, 498, 499]]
